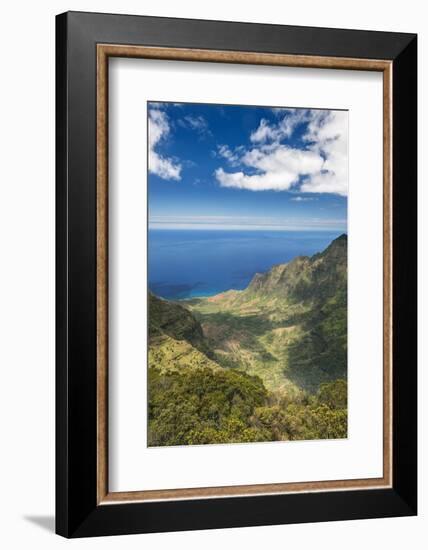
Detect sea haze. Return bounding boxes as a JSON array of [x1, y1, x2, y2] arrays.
[[148, 229, 343, 300]]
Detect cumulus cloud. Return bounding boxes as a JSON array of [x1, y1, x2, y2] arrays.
[[216, 109, 348, 196], [300, 110, 348, 195], [250, 119, 278, 143], [215, 145, 323, 191], [148, 109, 181, 180], [250, 109, 308, 144]]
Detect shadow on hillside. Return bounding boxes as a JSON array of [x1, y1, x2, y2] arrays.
[[285, 304, 347, 393], [194, 311, 279, 337]]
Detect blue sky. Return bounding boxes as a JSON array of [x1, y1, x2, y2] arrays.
[[148, 102, 348, 231]]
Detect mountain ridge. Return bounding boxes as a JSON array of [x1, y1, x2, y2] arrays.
[[244, 233, 347, 299]]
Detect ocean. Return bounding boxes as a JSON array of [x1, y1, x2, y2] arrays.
[[148, 229, 343, 300]]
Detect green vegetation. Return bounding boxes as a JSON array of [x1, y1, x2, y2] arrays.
[[148, 367, 347, 446], [148, 366, 270, 446], [148, 234, 348, 446]]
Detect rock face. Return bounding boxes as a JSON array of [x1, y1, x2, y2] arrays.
[[149, 292, 203, 345], [247, 234, 347, 303]]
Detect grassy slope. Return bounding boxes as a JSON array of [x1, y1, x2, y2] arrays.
[[149, 292, 220, 373]]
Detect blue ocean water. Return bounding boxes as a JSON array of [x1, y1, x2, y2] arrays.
[[148, 230, 343, 300]]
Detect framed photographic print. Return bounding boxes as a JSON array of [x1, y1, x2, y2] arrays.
[[56, 11, 417, 538]]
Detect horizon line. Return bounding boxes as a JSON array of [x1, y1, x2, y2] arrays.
[[148, 224, 347, 232]]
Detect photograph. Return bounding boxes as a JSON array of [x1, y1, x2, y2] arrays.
[[0, 2, 420, 545], [147, 101, 349, 446]]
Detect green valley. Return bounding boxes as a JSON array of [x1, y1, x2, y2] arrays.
[[148, 234, 348, 446]]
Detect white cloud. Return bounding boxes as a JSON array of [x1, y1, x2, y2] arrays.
[[216, 145, 323, 192], [271, 107, 289, 116], [250, 109, 308, 144], [178, 115, 211, 138], [290, 196, 317, 202], [300, 110, 348, 195], [148, 109, 181, 181], [216, 109, 348, 196], [148, 101, 166, 109], [216, 144, 244, 166], [250, 119, 278, 143]]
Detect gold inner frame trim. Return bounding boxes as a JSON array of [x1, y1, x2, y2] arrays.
[[96, 44, 393, 505]]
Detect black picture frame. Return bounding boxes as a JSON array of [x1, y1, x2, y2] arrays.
[[56, 11, 417, 538]]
